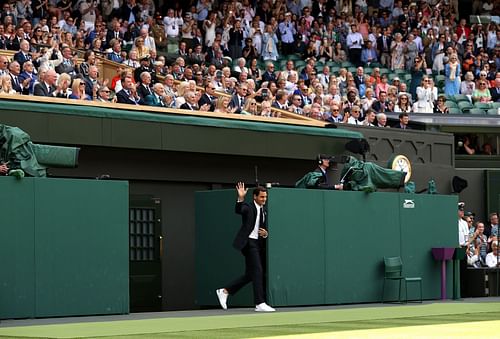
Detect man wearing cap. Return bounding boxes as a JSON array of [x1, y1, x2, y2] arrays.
[[458, 203, 469, 247], [134, 56, 152, 83], [278, 12, 296, 55]]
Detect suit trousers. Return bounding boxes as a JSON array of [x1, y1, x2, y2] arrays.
[[226, 239, 266, 305]]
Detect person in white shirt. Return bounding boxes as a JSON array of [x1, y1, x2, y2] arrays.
[[346, 24, 364, 66], [458, 204, 469, 247], [163, 8, 183, 52], [486, 241, 500, 268]]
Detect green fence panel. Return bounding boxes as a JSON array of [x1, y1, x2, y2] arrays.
[[0, 178, 35, 318], [195, 190, 253, 307], [0, 177, 129, 319], [325, 191, 401, 304], [34, 178, 129, 317], [195, 188, 457, 307], [267, 189, 326, 306], [399, 194, 457, 299]]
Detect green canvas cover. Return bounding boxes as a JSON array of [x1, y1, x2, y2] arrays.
[[0, 124, 46, 177], [340, 156, 405, 192], [295, 171, 323, 188]]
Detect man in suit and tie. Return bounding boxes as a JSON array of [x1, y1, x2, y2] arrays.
[[107, 40, 124, 63], [8, 61, 29, 94], [33, 69, 58, 97], [216, 183, 276, 312], [14, 40, 40, 69], [144, 83, 173, 107], [393, 112, 411, 129], [377, 28, 392, 69], [180, 91, 210, 111], [490, 78, 500, 102], [136, 71, 153, 100], [198, 83, 217, 111], [106, 21, 124, 48], [55, 46, 77, 77], [228, 83, 248, 113], [19, 61, 38, 95], [116, 76, 143, 105], [83, 65, 100, 98]]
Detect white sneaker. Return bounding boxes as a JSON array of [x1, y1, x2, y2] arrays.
[[216, 289, 228, 310], [255, 302, 275, 312]]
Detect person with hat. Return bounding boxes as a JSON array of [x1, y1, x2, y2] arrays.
[[458, 202, 469, 247], [133, 55, 152, 83]]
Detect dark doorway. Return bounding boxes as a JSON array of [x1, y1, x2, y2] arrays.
[[129, 195, 163, 312]]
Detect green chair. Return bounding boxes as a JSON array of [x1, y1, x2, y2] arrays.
[[454, 94, 470, 102], [468, 108, 486, 115], [347, 66, 357, 73], [448, 107, 462, 114], [341, 61, 353, 68], [487, 108, 499, 115], [382, 256, 422, 303], [474, 102, 491, 110], [458, 101, 474, 113], [331, 67, 340, 75], [445, 101, 458, 108]]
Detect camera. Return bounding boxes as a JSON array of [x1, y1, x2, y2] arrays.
[[261, 88, 268, 97]]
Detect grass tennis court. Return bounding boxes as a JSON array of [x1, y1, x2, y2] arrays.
[[1, 301, 499, 338]]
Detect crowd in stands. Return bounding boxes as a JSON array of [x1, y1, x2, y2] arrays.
[[459, 202, 500, 268], [0, 0, 499, 127]]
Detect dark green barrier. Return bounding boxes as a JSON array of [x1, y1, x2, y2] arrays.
[[196, 189, 457, 307], [0, 177, 129, 319]]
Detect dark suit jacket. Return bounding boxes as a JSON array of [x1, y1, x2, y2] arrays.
[[136, 83, 153, 99], [180, 102, 197, 110], [232, 201, 267, 250], [14, 51, 36, 68], [144, 94, 166, 107], [393, 123, 411, 129], [33, 82, 55, 96], [107, 52, 124, 63], [10, 74, 29, 94], [490, 87, 500, 102], [229, 94, 245, 113], [198, 93, 215, 111], [55, 59, 77, 76], [377, 35, 392, 55], [105, 30, 124, 48], [116, 89, 143, 105]]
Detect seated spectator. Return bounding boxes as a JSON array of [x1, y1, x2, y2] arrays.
[[107, 39, 123, 63], [144, 83, 173, 107], [214, 95, 234, 113], [123, 49, 140, 68], [9, 61, 29, 94], [472, 79, 492, 103], [460, 72, 476, 96], [271, 89, 289, 111], [310, 103, 324, 121], [69, 78, 92, 101], [288, 95, 304, 115], [393, 112, 411, 129], [490, 78, 500, 102], [486, 241, 500, 268], [136, 71, 153, 100], [229, 83, 249, 113], [18, 61, 37, 95], [259, 100, 273, 117], [376, 113, 390, 128], [394, 93, 413, 113], [363, 109, 377, 126], [434, 95, 450, 114], [54, 72, 72, 98], [372, 91, 390, 113], [116, 76, 143, 105], [0, 75, 16, 94], [241, 98, 259, 115], [347, 106, 362, 125], [262, 63, 277, 83]]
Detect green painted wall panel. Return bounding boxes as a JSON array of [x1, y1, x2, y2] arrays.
[[47, 115, 104, 145], [324, 192, 401, 304], [111, 120, 163, 149], [399, 194, 457, 299], [195, 190, 253, 307], [34, 178, 130, 317], [267, 189, 326, 306], [0, 178, 35, 318], [0, 177, 129, 319], [196, 189, 457, 307]]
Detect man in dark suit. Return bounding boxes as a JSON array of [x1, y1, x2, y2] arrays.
[[198, 83, 217, 111], [377, 28, 392, 69], [55, 46, 77, 77], [144, 83, 173, 107], [107, 40, 124, 63], [14, 40, 39, 69], [228, 83, 248, 113], [8, 61, 29, 94], [33, 69, 57, 97], [116, 76, 143, 105], [105, 21, 124, 48], [490, 78, 500, 102], [136, 71, 153, 100], [393, 112, 411, 129], [216, 183, 275, 312]]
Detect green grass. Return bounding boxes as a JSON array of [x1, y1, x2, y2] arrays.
[[1, 302, 500, 338], [87, 312, 500, 339]]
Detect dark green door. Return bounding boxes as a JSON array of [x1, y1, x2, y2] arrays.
[[129, 195, 163, 312]]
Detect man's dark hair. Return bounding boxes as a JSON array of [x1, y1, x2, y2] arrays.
[[399, 112, 409, 119], [253, 186, 267, 196]]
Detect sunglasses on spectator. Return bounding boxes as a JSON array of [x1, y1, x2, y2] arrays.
[[480, 83, 487, 85]]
